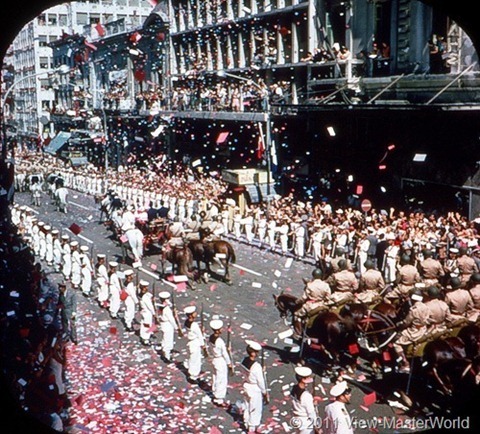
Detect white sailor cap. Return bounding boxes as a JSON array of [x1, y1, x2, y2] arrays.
[[159, 291, 171, 299], [139, 280, 149, 286], [52, 229, 59, 235], [245, 340, 262, 352], [97, 254, 106, 259], [330, 381, 350, 397], [449, 248, 459, 254], [295, 366, 313, 378], [295, 366, 314, 383], [44, 225, 51, 231], [80, 245, 89, 252], [124, 269, 134, 276], [184, 305, 196, 315], [109, 261, 118, 268], [61, 234, 70, 240], [210, 319, 223, 330], [70, 241, 79, 247]]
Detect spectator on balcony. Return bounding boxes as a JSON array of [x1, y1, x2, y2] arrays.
[[313, 46, 333, 63], [301, 51, 314, 62]]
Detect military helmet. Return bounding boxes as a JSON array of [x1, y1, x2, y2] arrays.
[[450, 277, 462, 290], [311, 268, 323, 279], [427, 286, 441, 299]]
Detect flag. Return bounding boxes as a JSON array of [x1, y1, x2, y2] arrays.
[[95, 22, 106, 37], [130, 31, 142, 43], [84, 40, 98, 51], [256, 134, 265, 159]]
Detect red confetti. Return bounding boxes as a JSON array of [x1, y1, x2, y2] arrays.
[[348, 343, 359, 354], [176, 282, 187, 291], [102, 357, 112, 367], [363, 391, 377, 407], [109, 327, 117, 334]]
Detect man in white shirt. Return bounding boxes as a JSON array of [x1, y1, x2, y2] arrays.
[[324, 381, 354, 434], [290, 366, 320, 434]]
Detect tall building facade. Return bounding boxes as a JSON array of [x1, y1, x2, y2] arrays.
[[7, 0, 154, 142]]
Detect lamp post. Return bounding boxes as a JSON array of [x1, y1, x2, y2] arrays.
[[1, 64, 70, 161], [216, 70, 273, 201]]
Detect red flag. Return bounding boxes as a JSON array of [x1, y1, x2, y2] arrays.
[[256, 134, 265, 159], [95, 22, 106, 37], [84, 40, 98, 51], [129, 31, 142, 43]]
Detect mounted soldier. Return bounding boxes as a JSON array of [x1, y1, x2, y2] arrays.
[[293, 268, 332, 336]]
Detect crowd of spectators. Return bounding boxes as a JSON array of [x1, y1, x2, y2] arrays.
[[0, 203, 69, 431]]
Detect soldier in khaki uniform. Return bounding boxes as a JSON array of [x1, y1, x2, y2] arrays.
[[392, 289, 431, 373], [456, 247, 479, 287], [357, 259, 384, 304], [327, 259, 358, 304], [424, 286, 453, 334], [294, 268, 332, 335], [419, 249, 445, 286], [386, 255, 420, 301], [468, 273, 480, 309], [444, 277, 478, 322]]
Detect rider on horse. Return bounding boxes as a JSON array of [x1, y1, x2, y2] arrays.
[[357, 259, 385, 304], [392, 288, 431, 373], [326, 259, 358, 305], [293, 268, 333, 336]]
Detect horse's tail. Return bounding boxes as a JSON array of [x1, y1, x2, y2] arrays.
[[227, 243, 236, 263]]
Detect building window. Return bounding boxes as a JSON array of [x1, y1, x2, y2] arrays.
[[76, 13, 88, 25], [47, 14, 58, 26], [90, 14, 101, 25], [39, 79, 50, 91], [59, 14, 68, 26], [39, 57, 50, 69], [38, 36, 48, 47], [37, 14, 46, 25]]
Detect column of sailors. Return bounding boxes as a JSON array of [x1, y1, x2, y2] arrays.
[[12, 203, 271, 431]]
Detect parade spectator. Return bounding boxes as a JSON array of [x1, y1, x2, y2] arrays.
[[58, 282, 77, 345]]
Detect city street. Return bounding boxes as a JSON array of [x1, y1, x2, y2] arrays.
[[12, 187, 446, 434]]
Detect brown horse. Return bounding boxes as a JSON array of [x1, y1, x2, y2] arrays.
[[273, 292, 359, 368], [188, 228, 236, 284], [422, 324, 480, 394], [162, 243, 196, 289]]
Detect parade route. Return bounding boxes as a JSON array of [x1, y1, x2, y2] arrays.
[[11, 188, 438, 434]]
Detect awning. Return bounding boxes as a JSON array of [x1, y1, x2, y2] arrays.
[[245, 183, 276, 204], [69, 156, 89, 167], [44, 131, 71, 155]]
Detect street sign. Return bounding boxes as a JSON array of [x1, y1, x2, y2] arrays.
[[361, 199, 372, 212]]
